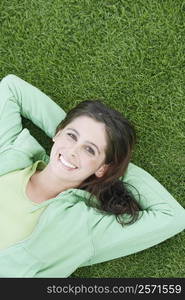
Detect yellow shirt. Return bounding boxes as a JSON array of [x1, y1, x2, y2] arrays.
[[0, 161, 46, 250]]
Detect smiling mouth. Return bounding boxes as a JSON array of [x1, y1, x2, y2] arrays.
[[58, 154, 78, 169]]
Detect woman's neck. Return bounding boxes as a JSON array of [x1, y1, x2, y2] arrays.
[[27, 166, 75, 203]]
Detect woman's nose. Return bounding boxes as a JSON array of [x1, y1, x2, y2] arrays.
[[68, 144, 79, 157]]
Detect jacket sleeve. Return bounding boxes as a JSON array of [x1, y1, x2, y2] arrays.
[[82, 163, 185, 266], [0, 74, 66, 149]]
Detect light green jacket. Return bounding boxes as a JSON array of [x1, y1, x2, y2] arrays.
[[0, 75, 184, 278]]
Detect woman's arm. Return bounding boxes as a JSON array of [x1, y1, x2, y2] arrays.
[[0, 74, 66, 149], [82, 163, 185, 266]]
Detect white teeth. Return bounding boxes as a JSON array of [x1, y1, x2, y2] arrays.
[[59, 154, 77, 169]]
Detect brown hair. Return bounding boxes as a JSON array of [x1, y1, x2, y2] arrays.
[[56, 100, 141, 225]]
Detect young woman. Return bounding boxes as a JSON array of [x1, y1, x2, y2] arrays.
[[0, 74, 184, 278]]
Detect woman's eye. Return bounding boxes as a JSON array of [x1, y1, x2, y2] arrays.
[[67, 133, 77, 140], [86, 146, 95, 155], [67, 133, 95, 155]]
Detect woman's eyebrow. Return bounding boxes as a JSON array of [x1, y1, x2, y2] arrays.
[[67, 127, 101, 154]]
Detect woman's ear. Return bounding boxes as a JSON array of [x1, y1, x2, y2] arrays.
[[95, 164, 109, 178], [52, 130, 62, 142]]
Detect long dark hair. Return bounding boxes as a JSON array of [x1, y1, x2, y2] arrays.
[[55, 100, 141, 225]]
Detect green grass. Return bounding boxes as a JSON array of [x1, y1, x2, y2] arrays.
[[0, 0, 185, 278]]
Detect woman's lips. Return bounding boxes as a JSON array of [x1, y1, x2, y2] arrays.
[[58, 153, 78, 169]]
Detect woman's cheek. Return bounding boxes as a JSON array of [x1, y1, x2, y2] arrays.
[[84, 156, 99, 171]]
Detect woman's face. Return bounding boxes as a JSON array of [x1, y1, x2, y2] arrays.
[[49, 116, 109, 187]]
